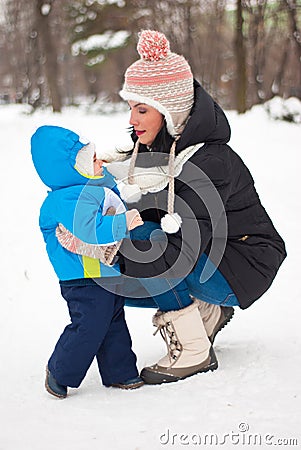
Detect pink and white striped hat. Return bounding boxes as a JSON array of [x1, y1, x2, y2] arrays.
[[119, 30, 194, 137]]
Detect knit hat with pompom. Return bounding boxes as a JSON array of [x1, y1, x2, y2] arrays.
[[119, 30, 194, 137], [118, 30, 195, 234]]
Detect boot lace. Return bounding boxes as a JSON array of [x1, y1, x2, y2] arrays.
[[154, 321, 182, 363]]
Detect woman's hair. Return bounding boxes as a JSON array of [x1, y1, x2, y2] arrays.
[[150, 120, 174, 154], [118, 120, 174, 157]]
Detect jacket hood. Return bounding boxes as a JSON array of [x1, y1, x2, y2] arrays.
[[177, 80, 231, 152], [31, 125, 112, 191]]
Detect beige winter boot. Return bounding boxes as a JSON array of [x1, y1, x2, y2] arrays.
[[192, 296, 235, 343], [140, 300, 218, 384]]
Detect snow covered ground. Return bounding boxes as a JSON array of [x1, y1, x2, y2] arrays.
[[0, 100, 300, 450]]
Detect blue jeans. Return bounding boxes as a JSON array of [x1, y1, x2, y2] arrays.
[[126, 222, 239, 311]]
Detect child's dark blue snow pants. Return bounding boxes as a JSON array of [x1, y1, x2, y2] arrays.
[[47, 282, 139, 388]]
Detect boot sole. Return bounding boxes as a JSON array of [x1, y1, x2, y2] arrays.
[[209, 306, 234, 344], [141, 347, 218, 385], [110, 380, 144, 390], [45, 367, 67, 399]]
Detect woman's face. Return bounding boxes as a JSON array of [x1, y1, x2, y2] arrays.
[[128, 101, 164, 147]]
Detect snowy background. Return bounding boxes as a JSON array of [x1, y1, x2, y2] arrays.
[[0, 99, 300, 449]]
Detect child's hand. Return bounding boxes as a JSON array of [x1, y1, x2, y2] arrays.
[[125, 209, 144, 231]]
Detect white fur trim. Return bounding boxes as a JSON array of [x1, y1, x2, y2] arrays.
[[119, 90, 177, 137], [153, 298, 198, 325], [120, 183, 142, 203], [75, 143, 95, 176], [161, 213, 182, 234]]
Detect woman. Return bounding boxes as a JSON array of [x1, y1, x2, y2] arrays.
[[100, 30, 286, 385]]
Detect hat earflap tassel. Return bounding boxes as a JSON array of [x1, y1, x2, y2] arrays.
[[161, 212, 182, 234], [160, 138, 182, 234]]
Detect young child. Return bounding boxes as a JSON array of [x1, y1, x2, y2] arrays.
[[31, 125, 144, 398]]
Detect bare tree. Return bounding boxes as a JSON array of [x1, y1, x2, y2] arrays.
[[246, 0, 268, 103], [34, 0, 62, 112], [1, 0, 300, 111], [245, 0, 301, 103], [285, 0, 301, 95], [234, 0, 247, 113]]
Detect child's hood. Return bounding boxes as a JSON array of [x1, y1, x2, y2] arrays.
[[31, 125, 112, 191]]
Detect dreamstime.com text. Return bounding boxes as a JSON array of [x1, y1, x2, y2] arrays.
[[159, 423, 299, 447]]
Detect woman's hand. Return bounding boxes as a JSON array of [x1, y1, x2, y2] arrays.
[[125, 209, 144, 231]]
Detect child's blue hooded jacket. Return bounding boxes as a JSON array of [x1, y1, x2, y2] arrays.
[[31, 125, 128, 281]]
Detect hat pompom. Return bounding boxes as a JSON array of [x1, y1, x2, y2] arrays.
[[161, 213, 182, 234], [120, 183, 142, 203], [137, 30, 170, 61]]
